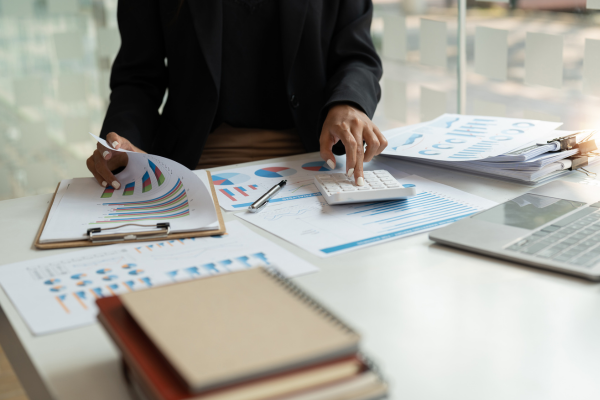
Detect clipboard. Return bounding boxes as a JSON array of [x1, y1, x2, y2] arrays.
[[34, 171, 226, 250]]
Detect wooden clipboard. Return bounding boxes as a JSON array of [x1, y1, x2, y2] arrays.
[[34, 171, 226, 249]]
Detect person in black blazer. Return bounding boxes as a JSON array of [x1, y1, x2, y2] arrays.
[[87, 0, 386, 188]]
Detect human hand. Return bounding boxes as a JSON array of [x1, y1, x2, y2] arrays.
[[86, 132, 146, 188], [319, 104, 388, 186]]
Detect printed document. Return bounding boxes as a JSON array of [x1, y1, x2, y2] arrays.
[[2, 221, 317, 336], [40, 136, 218, 242], [237, 175, 497, 257], [211, 154, 409, 211], [382, 114, 561, 161]]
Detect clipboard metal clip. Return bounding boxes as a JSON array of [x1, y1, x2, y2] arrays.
[[86, 223, 171, 243]]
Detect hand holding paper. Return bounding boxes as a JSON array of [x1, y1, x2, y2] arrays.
[[86, 132, 146, 189]]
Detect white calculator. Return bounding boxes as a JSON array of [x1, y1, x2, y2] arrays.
[[314, 170, 417, 205]]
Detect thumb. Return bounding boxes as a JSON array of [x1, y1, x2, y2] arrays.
[[106, 132, 133, 151], [319, 131, 338, 170]]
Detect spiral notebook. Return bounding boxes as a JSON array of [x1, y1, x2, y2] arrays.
[[119, 268, 361, 393]]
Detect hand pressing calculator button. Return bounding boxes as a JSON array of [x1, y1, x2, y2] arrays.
[[314, 170, 417, 205]]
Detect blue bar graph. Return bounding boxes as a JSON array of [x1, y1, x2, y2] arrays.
[[320, 192, 478, 254]]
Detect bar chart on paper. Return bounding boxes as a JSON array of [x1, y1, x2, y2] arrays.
[[238, 175, 497, 257], [94, 179, 189, 224], [384, 114, 561, 161]]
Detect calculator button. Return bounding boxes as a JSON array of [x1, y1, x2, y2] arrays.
[[357, 186, 371, 190], [342, 187, 357, 191]]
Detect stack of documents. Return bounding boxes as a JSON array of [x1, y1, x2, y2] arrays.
[[98, 268, 388, 400], [380, 114, 597, 185]]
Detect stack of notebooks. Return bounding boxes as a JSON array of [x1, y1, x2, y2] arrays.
[[382, 126, 599, 185], [97, 268, 388, 400]]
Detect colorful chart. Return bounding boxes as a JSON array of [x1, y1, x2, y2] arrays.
[[102, 275, 118, 281], [220, 186, 257, 202], [149, 160, 165, 186], [96, 180, 189, 224], [96, 268, 111, 274], [44, 278, 60, 285], [121, 263, 136, 269], [142, 172, 152, 193], [301, 161, 332, 172], [49, 285, 65, 292], [212, 173, 251, 186], [123, 182, 135, 196], [255, 167, 296, 178], [101, 185, 114, 198], [140, 277, 152, 287], [71, 273, 86, 280], [76, 280, 93, 287], [129, 269, 144, 275]]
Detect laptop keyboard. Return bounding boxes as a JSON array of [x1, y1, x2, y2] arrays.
[[506, 203, 600, 268]]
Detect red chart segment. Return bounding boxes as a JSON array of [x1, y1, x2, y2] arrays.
[[301, 161, 332, 172], [142, 172, 152, 193], [101, 186, 115, 198], [212, 173, 250, 186], [148, 160, 165, 186], [219, 185, 260, 202]]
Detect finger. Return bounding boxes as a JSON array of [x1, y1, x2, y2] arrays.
[[93, 149, 121, 189], [373, 125, 388, 155], [319, 129, 338, 170], [363, 128, 381, 163], [335, 126, 357, 177], [87, 156, 108, 187], [354, 138, 365, 186], [97, 141, 114, 161], [106, 132, 134, 151]]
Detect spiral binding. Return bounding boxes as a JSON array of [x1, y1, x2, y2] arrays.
[[357, 353, 387, 384], [260, 266, 360, 339]]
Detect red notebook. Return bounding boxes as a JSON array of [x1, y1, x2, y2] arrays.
[[97, 296, 366, 400]]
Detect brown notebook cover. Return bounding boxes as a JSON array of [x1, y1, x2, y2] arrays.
[[97, 295, 365, 400], [118, 268, 361, 393]]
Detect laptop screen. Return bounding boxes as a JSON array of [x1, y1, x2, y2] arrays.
[[472, 193, 586, 230]]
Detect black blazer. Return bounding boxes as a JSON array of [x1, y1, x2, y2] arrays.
[[100, 0, 383, 169]]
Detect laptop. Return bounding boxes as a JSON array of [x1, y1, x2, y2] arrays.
[[429, 180, 600, 280]]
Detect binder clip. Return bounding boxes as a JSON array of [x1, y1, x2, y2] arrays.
[[87, 222, 171, 243], [550, 130, 600, 177]]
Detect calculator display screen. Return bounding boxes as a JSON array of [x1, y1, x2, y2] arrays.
[[472, 193, 586, 230]]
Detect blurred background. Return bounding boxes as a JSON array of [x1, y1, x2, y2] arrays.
[[1, 0, 599, 201]]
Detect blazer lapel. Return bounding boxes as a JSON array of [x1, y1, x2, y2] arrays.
[[280, 0, 309, 83], [186, 0, 223, 93]]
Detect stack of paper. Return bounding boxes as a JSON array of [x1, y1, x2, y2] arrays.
[[380, 115, 596, 185]]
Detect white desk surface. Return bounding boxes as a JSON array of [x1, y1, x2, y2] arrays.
[[3, 153, 600, 400]]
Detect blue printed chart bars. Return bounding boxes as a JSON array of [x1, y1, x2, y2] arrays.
[[382, 114, 561, 162], [208, 156, 409, 211], [0, 221, 317, 335], [238, 175, 497, 257]]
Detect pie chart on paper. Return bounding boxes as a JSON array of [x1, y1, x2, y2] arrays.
[[254, 167, 297, 178], [211, 173, 251, 186], [302, 161, 332, 172]]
